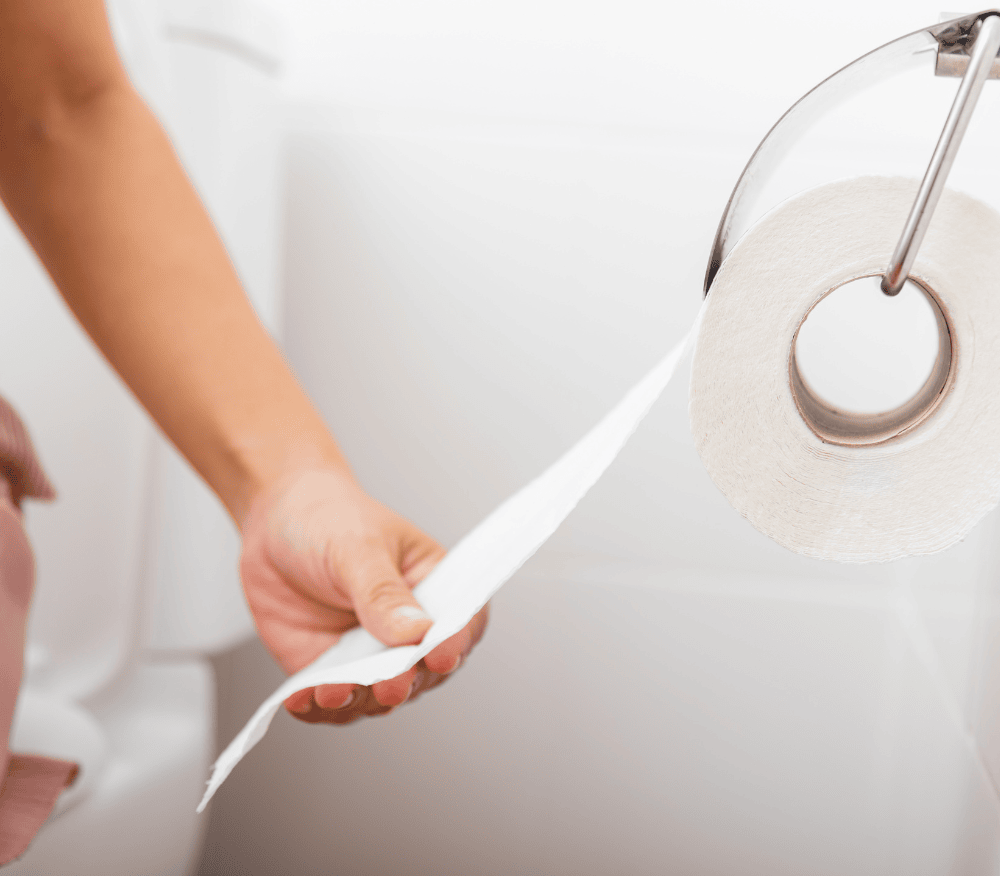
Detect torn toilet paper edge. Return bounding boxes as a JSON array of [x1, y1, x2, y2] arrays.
[[197, 320, 700, 812]]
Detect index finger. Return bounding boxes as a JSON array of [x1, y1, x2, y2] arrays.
[[423, 603, 490, 675]]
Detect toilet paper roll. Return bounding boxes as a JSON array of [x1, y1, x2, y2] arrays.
[[197, 175, 1000, 811], [691, 176, 1000, 563]]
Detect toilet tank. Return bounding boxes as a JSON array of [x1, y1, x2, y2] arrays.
[[141, 0, 287, 655]]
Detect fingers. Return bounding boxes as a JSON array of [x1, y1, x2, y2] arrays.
[[423, 603, 491, 675], [371, 666, 418, 707], [284, 692, 385, 725], [337, 540, 433, 648], [283, 688, 314, 715], [423, 630, 467, 676], [283, 667, 443, 725], [314, 683, 356, 710], [284, 685, 385, 724], [281, 602, 491, 726]]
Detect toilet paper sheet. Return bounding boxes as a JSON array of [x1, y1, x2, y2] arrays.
[[198, 176, 1000, 812], [197, 319, 698, 811]]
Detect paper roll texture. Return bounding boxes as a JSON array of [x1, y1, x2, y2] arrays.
[[690, 176, 1000, 563]]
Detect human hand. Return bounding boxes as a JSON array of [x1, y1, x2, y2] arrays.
[[239, 467, 489, 724]]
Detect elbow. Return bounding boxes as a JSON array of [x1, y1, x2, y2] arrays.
[[1, 67, 129, 146], [0, 0, 132, 156], [0, 76, 138, 247], [0, 2, 137, 222], [0, 67, 132, 212]]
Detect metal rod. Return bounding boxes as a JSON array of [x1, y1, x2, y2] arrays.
[[881, 13, 1000, 296]]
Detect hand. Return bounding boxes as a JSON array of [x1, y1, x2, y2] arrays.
[[239, 467, 489, 724]]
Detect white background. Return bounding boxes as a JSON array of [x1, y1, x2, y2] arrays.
[[197, 4, 1000, 875]]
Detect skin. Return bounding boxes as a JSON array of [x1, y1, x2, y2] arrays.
[[0, 0, 488, 722], [0, 491, 35, 775]]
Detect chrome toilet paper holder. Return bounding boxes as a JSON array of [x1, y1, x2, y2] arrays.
[[704, 9, 1000, 299]]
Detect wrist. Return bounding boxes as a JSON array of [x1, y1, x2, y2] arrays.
[[225, 422, 355, 530]]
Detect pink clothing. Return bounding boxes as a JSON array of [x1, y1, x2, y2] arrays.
[[0, 756, 78, 865], [0, 401, 54, 508], [0, 397, 76, 866]]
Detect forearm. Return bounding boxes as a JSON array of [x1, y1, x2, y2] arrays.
[[0, 80, 351, 525]]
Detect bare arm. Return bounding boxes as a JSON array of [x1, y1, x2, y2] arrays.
[[0, 0, 489, 719], [0, 0, 346, 525]]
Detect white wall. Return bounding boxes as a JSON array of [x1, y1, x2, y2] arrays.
[[198, 5, 1000, 874]]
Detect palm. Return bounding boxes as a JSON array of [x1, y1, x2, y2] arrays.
[[238, 468, 489, 724]]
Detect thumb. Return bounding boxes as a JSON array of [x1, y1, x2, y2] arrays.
[[338, 542, 433, 647]]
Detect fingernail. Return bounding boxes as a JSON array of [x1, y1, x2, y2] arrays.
[[393, 605, 432, 626], [444, 654, 463, 674], [335, 691, 356, 710]]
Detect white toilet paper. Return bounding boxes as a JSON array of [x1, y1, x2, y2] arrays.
[[691, 176, 1000, 562], [198, 176, 1000, 811], [198, 324, 697, 810]]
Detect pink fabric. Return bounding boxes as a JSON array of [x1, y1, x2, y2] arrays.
[[0, 400, 54, 509], [0, 397, 75, 866], [0, 756, 78, 865]]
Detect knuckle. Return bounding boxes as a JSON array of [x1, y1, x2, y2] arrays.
[[364, 577, 405, 611]]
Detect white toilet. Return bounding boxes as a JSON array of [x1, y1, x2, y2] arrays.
[[0, 1, 285, 872]]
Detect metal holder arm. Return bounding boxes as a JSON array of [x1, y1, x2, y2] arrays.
[[704, 9, 1000, 297], [881, 13, 1000, 295]]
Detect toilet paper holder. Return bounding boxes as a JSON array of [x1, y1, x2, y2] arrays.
[[704, 9, 1000, 299]]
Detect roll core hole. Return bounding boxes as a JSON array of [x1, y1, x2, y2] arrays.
[[790, 276, 954, 446]]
